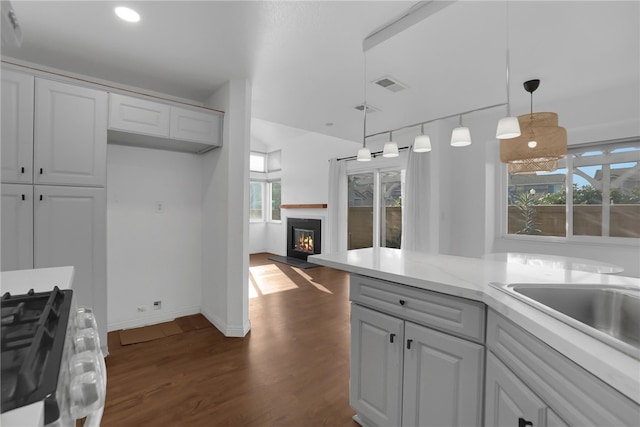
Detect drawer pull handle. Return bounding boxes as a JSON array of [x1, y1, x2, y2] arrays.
[[406, 339, 413, 350], [518, 418, 533, 427], [389, 333, 395, 343], [21, 167, 25, 173], [39, 195, 43, 201], [399, 299, 406, 306], [40, 168, 44, 174], [21, 194, 26, 201]]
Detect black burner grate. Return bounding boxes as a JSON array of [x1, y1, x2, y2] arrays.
[[1, 287, 72, 413]]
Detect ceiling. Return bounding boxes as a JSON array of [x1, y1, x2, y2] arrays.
[[3, 1, 639, 148]]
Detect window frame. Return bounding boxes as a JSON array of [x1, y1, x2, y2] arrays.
[[501, 138, 640, 246], [267, 180, 282, 223], [249, 180, 265, 223]]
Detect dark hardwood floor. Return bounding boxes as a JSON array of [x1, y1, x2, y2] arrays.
[[101, 253, 357, 426]]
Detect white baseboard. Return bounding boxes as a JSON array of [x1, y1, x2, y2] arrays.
[[200, 308, 251, 337], [107, 305, 201, 331]]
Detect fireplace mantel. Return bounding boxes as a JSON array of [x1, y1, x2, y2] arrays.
[[280, 204, 327, 209]]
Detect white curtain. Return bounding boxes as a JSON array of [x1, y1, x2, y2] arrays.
[[327, 158, 348, 253], [402, 149, 431, 251]]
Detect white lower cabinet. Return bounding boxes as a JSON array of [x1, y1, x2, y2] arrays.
[[485, 351, 568, 427], [1, 184, 107, 350], [350, 303, 484, 427], [486, 310, 639, 426]]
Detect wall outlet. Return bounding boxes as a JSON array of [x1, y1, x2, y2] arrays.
[[153, 300, 162, 310], [155, 201, 164, 214], [137, 306, 147, 312]]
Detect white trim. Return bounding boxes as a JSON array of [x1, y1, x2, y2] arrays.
[[107, 305, 201, 331], [201, 307, 251, 337]]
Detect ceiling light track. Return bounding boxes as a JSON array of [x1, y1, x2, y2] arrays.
[[364, 102, 506, 140]]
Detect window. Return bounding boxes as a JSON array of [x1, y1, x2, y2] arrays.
[[250, 152, 266, 172], [506, 140, 640, 240], [249, 181, 264, 221], [348, 169, 404, 249], [269, 181, 281, 221]]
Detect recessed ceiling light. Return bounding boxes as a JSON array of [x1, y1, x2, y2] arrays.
[[115, 6, 140, 23]]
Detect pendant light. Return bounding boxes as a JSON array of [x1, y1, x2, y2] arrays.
[[413, 123, 432, 152], [357, 104, 372, 161], [496, 2, 520, 139], [450, 115, 472, 147], [382, 131, 399, 157], [499, 79, 567, 174]]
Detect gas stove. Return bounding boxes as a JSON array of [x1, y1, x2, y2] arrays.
[[1, 287, 73, 419], [1, 268, 106, 427]]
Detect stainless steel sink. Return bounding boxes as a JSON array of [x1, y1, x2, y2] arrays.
[[491, 283, 640, 359]]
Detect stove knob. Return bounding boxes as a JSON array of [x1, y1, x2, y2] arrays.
[[74, 328, 101, 354], [69, 352, 106, 419], [75, 309, 98, 331]]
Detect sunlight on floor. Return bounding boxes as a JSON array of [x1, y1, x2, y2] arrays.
[[295, 268, 333, 294], [249, 264, 299, 296], [248, 261, 334, 298]]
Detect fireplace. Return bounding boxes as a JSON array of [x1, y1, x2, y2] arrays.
[[287, 218, 322, 261]]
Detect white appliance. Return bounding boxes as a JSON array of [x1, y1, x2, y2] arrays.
[[1, 267, 106, 426]]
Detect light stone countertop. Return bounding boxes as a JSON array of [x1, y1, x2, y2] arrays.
[[1, 266, 75, 295], [309, 248, 640, 404]]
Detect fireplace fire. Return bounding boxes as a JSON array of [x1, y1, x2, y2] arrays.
[[287, 218, 321, 261], [294, 229, 315, 253]]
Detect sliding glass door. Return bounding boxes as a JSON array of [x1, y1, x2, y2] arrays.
[[347, 169, 404, 250], [348, 173, 374, 249]]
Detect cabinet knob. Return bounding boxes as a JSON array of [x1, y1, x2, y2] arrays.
[[40, 168, 43, 174], [22, 194, 26, 201], [389, 333, 396, 343], [518, 418, 533, 427], [21, 167, 25, 174], [406, 339, 413, 350], [39, 195, 43, 201], [399, 299, 406, 306]]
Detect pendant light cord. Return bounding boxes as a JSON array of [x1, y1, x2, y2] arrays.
[[362, 52, 367, 149]]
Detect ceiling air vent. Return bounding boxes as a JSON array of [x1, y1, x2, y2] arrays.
[[373, 76, 407, 93]]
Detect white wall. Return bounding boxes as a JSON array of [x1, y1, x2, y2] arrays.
[[249, 119, 355, 255], [106, 145, 203, 330], [201, 80, 251, 336]]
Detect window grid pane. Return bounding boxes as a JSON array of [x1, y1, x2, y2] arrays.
[[506, 142, 640, 239], [250, 182, 263, 220]]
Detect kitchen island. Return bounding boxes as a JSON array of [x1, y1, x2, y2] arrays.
[[309, 248, 640, 426]]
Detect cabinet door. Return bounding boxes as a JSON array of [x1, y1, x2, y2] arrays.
[[170, 106, 221, 145], [402, 321, 483, 427], [34, 78, 107, 186], [351, 304, 404, 427], [33, 185, 107, 349], [1, 184, 33, 271], [485, 351, 549, 427], [109, 93, 170, 137], [1, 70, 34, 183]]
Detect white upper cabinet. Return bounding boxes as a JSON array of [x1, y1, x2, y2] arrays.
[[170, 105, 221, 145], [108, 93, 170, 137], [34, 78, 108, 187], [1, 70, 34, 184], [108, 93, 222, 154]]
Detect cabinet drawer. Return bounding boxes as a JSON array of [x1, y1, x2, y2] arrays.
[[350, 274, 485, 343], [487, 310, 639, 426]]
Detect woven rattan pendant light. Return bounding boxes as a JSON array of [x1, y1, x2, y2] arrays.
[[499, 79, 567, 174]]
